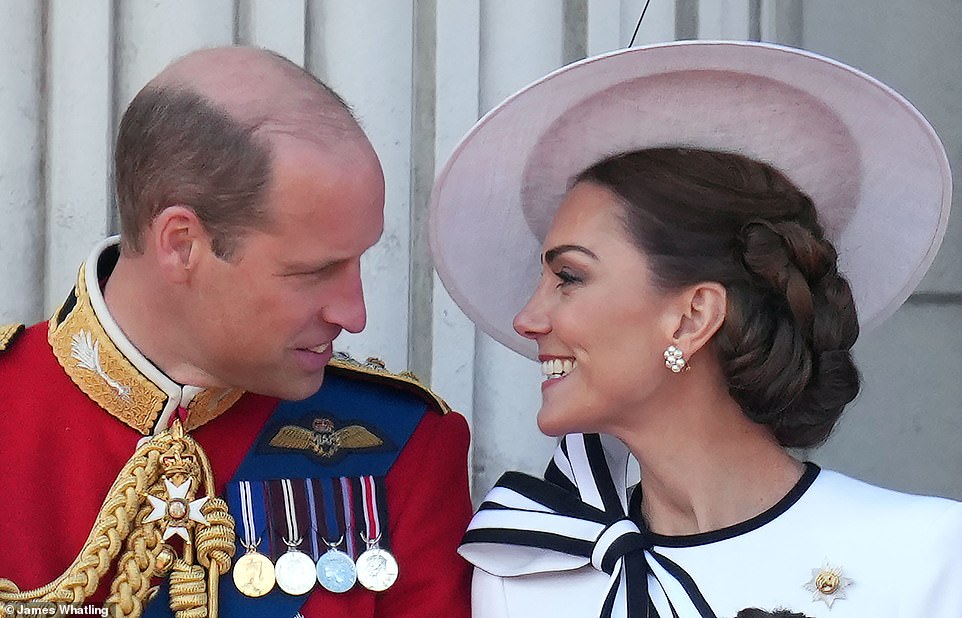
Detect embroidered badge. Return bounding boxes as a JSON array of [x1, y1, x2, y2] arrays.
[[804, 563, 853, 608], [70, 329, 132, 401], [269, 417, 385, 460]]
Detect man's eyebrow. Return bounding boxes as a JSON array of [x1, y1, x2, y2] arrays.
[[277, 258, 345, 275], [543, 244, 599, 264]]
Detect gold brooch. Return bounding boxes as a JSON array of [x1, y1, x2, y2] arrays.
[[804, 563, 853, 608]]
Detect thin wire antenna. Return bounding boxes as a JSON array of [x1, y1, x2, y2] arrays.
[[628, 0, 653, 47]]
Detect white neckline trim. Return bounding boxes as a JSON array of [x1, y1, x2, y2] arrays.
[[84, 236, 206, 435]]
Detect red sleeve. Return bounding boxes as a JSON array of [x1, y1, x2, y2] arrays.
[[377, 409, 473, 618]]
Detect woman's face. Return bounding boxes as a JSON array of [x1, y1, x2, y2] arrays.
[[513, 181, 684, 437]]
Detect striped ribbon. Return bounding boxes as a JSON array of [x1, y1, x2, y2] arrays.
[[459, 433, 717, 618], [227, 480, 269, 552], [359, 475, 382, 544], [279, 478, 304, 547]]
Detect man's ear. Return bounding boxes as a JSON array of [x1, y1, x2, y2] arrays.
[[668, 282, 727, 357], [148, 205, 207, 283]]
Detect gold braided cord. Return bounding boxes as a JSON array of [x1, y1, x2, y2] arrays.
[[193, 499, 233, 618], [106, 515, 165, 618], [0, 423, 235, 618], [0, 439, 168, 604], [168, 562, 207, 618], [194, 499, 235, 575]]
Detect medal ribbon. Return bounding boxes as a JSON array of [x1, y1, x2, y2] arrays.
[[374, 477, 391, 548], [281, 478, 307, 547], [304, 479, 322, 560], [266, 479, 310, 556], [226, 480, 269, 553], [360, 475, 382, 545], [459, 433, 718, 618], [318, 477, 342, 552], [360, 476, 391, 549], [339, 477, 358, 559], [241, 480, 264, 549]]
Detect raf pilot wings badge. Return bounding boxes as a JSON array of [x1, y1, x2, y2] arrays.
[[267, 417, 389, 461]]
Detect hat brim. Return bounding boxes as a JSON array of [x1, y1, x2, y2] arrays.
[[430, 40, 951, 360]]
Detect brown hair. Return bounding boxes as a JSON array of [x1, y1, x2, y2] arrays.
[[576, 148, 860, 448], [114, 87, 272, 259], [114, 50, 359, 260]]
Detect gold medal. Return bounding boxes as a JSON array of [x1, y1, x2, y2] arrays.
[[232, 548, 276, 597]]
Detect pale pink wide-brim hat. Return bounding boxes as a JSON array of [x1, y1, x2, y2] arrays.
[[429, 40, 952, 360]]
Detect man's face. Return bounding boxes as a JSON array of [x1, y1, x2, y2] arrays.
[[186, 135, 385, 400]]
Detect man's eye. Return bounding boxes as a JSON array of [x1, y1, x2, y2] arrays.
[[285, 263, 339, 279]]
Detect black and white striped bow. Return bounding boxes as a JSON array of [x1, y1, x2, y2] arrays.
[[459, 433, 717, 618]]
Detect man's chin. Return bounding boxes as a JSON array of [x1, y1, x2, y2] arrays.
[[258, 372, 327, 401]]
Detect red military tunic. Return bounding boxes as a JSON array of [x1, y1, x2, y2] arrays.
[[0, 239, 472, 617]]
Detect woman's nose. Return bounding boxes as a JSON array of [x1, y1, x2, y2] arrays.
[[513, 289, 551, 340]]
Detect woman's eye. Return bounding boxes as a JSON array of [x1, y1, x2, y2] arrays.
[[554, 268, 582, 288]]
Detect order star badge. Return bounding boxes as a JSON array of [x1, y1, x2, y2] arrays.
[[804, 563, 853, 608], [144, 477, 210, 541]]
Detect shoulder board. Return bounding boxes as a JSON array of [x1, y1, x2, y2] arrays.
[[327, 353, 451, 414], [0, 323, 25, 352]]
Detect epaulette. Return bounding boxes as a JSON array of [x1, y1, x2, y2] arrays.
[[327, 352, 451, 414], [0, 323, 25, 353]]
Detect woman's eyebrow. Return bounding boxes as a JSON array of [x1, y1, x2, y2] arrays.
[[543, 244, 599, 264]]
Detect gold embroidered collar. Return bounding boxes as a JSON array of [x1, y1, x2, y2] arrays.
[[48, 237, 244, 436]]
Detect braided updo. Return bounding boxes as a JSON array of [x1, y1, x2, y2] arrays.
[[576, 148, 860, 448]]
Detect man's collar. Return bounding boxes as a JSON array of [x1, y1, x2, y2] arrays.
[[48, 237, 244, 435]]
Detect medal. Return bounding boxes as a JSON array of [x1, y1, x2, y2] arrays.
[[228, 481, 276, 597], [271, 478, 316, 595], [316, 536, 357, 593], [232, 548, 276, 597], [355, 476, 398, 592], [307, 479, 358, 593], [275, 547, 317, 595], [355, 541, 399, 592]]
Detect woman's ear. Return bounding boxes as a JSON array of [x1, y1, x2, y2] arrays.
[[670, 282, 727, 356]]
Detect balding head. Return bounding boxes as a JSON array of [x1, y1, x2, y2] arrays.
[[151, 47, 363, 145], [114, 46, 371, 258]]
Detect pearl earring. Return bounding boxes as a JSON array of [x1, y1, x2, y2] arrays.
[[664, 345, 688, 373]]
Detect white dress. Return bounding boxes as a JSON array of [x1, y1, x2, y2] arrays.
[[461, 434, 962, 618]]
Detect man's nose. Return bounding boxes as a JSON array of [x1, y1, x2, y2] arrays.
[[325, 267, 367, 334]]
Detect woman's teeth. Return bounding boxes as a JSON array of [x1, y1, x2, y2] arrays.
[[541, 358, 576, 380], [308, 343, 329, 354]]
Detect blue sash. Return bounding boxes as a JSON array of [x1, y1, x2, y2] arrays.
[[144, 367, 428, 617]]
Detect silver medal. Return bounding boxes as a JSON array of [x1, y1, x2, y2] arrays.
[[275, 549, 316, 595], [316, 546, 358, 593], [355, 547, 399, 592]]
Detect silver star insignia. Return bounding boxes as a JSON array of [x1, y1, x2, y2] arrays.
[[804, 563, 853, 608]]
